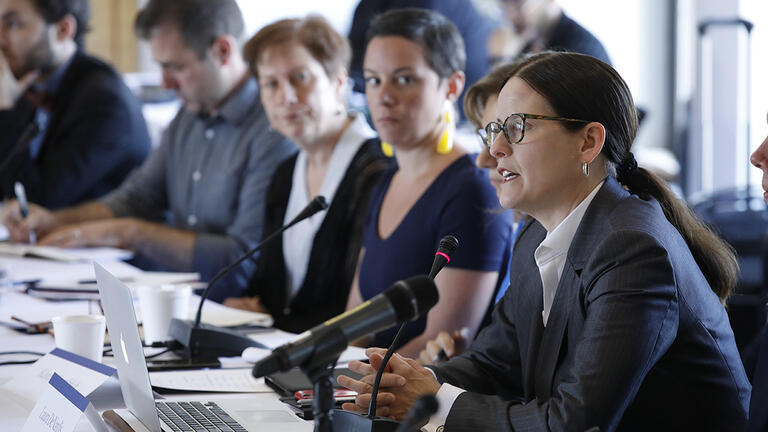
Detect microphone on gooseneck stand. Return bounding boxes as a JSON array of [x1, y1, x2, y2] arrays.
[[253, 275, 439, 432], [251, 275, 438, 377], [167, 196, 328, 360], [333, 236, 459, 432], [428, 235, 459, 279], [394, 395, 439, 432], [367, 236, 459, 415]]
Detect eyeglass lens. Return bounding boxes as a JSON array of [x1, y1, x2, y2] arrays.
[[503, 114, 525, 144]]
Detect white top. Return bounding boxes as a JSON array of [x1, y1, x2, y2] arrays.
[[282, 113, 376, 301], [536, 179, 604, 326], [423, 179, 605, 431]]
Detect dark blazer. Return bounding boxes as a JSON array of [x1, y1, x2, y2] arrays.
[[747, 324, 768, 432], [433, 177, 751, 431], [245, 138, 391, 333], [544, 13, 612, 65], [0, 51, 150, 209]]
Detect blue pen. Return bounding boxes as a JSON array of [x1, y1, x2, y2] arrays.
[[13, 182, 36, 245]]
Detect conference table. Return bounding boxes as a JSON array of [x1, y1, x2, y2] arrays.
[[0, 253, 318, 431]]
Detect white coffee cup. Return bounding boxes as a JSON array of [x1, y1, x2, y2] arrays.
[[136, 284, 192, 344], [51, 314, 107, 362]]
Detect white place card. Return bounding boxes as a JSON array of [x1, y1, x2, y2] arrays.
[[2, 348, 116, 410], [21, 373, 91, 432]]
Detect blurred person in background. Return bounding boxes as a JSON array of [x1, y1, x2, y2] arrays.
[[345, 8, 513, 358], [3, 0, 295, 301], [223, 15, 391, 333], [0, 0, 150, 209], [488, 0, 610, 66]]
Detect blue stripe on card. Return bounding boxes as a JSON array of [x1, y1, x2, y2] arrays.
[[49, 373, 89, 412], [50, 348, 116, 376]]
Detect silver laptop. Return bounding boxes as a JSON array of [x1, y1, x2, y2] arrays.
[[94, 263, 310, 432]]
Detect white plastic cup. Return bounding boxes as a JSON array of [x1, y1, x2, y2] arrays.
[[51, 314, 107, 362], [136, 284, 192, 344]]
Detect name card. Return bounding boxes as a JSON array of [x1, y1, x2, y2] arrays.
[[21, 373, 92, 432], [2, 348, 116, 411]]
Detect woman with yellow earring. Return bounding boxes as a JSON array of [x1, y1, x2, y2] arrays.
[[345, 9, 514, 357]]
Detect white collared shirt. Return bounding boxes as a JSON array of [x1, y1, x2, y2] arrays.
[[422, 179, 605, 431], [537, 179, 605, 326], [283, 113, 376, 300]]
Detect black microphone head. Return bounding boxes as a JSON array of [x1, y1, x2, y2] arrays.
[[286, 195, 329, 227], [310, 195, 329, 212], [438, 235, 459, 256], [299, 195, 328, 220], [382, 275, 439, 323], [251, 351, 284, 378]]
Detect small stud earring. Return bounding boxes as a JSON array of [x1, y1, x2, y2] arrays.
[[582, 161, 589, 177]]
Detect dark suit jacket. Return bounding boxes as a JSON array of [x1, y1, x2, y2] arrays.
[[433, 177, 750, 431], [245, 138, 391, 333], [0, 51, 150, 209], [747, 324, 768, 432]]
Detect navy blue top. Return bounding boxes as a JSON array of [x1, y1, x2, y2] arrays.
[[359, 154, 513, 348]]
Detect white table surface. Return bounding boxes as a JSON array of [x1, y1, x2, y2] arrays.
[[0, 260, 313, 431]]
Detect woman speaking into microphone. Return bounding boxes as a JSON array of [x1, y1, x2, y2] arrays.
[[340, 51, 750, 431]]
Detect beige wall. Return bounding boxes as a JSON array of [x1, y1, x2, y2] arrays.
[[85, 0, 139, 73]]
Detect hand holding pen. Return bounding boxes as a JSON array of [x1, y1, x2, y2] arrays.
[[13, 182, 36, 244]]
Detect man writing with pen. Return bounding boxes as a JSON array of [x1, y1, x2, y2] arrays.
[[0, 0, 150, 209], [2, 0, 296, 302]]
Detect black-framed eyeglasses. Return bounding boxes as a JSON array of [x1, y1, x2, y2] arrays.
[[482, 113, 591, 148]]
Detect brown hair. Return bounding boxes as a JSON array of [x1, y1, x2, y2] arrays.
[[135, 0, 244, 59], [244, 15, 351, 79], [463, 61, 525, 127], [506, 51, 738, 303]]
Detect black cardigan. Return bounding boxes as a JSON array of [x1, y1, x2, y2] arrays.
[[246, 138, 391, 333]]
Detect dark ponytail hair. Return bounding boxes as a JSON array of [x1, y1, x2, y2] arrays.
[[505, 52, 738, 303]]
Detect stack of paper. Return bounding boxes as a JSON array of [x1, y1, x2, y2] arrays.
[[0, 244, 133, 262]]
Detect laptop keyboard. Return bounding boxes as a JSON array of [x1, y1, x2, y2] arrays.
[[157, 401, 247, 432]]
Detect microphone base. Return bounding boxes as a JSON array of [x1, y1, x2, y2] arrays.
[[168, 318, 266, 359], [331, 410, 400, 432]]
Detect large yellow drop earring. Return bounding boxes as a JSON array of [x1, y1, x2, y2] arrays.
[[436, 104, 454, 154], [380, 141, 394, 157]]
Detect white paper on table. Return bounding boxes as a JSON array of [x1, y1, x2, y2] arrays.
[[192, 296, 273, 328], [30, 271, 202, 300], [241, 345, 367, 365], [148, 368, 273, 393], [240, 347, 272, 364], [246, 328, 300, 348], [1, 348, 116, 411], [0, 244, 132, 262], [2, 256, 141, 284]]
